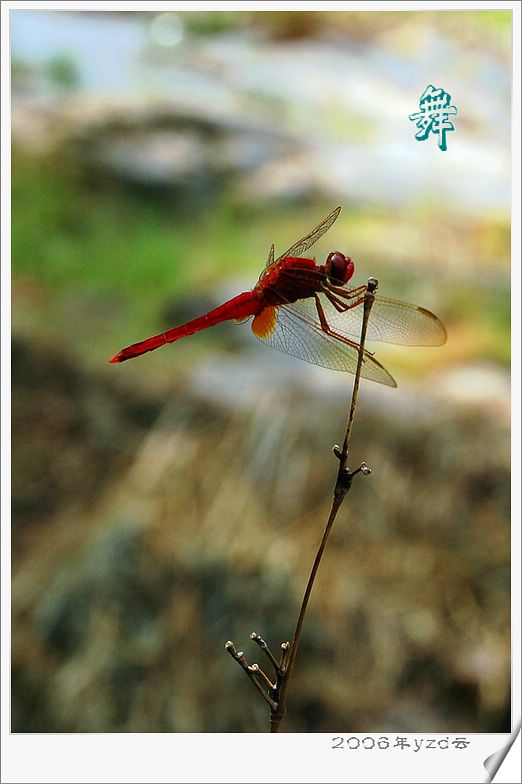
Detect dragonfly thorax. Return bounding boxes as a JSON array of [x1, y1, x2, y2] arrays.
[[324, 251, 354, 285]]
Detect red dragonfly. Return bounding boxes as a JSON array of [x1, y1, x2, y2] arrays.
[[110, 207, 446, 386]]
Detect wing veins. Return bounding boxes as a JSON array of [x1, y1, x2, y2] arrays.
[[260, 207, 341, 280], [252, 296, 396, 386]]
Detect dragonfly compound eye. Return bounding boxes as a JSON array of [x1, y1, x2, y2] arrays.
[[326, 251, 355, 284]]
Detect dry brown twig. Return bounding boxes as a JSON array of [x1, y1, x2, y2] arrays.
[[225, 277, 378, 732]]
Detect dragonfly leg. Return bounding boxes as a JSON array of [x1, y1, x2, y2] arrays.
[[325, 282, 367, 300], [322, 288, 348, 313], [314, 294, 363, 350], [322, 285, 367, 315]]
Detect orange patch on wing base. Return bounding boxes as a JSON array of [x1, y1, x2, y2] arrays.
[[252, 306, 278, 338]]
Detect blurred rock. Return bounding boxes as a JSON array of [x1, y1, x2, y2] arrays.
[[11, 10, 511, 214], [12, 95, 311, 207], [435, 363, 510, 417]]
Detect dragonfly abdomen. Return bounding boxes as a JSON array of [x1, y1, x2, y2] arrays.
[[109, 291, 259, 363]]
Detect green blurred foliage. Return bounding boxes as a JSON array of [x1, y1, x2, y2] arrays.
[[47, 53, 80, 91], [11, 147, 510, 370], [180, 10, 512, 45]]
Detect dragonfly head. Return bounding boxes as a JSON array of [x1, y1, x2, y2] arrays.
[[325, 251, 354, 285]]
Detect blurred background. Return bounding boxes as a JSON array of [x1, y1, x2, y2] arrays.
[[11, 9, 511, 733]]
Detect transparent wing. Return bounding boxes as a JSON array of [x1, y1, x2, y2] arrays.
[[276, 207, 342, 263], [251, 301, 397, 387], [260, 207, 341, 280], [266, 265, 446, 346], [320, 290, 447, 346]]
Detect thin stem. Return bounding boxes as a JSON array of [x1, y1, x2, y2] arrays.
[[335, 278, 378, 481], [270, 278, 378, 733], [250, 632, 280, 672], [249, 664, 274, 691], [270, 498, 342, 731], [225, 641, 277, 710], [225, 279, 378, 733], [279, 641, 290, 669]]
